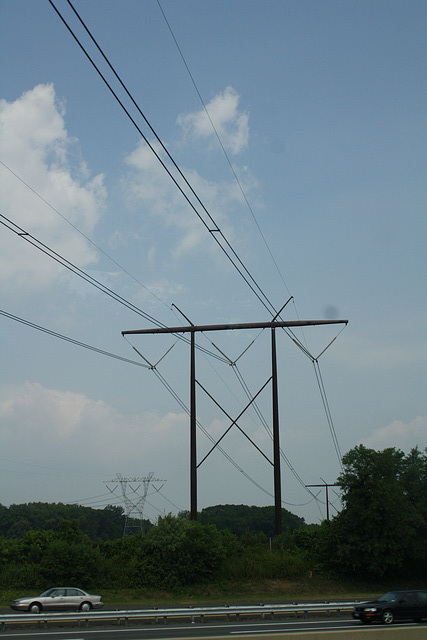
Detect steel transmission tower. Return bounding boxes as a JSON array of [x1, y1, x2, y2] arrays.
[[104, 472, 164, 536]]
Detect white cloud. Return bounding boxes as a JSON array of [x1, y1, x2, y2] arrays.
[[121, 87, 256, 266], [0, 381, 189, 507], [0, 381, 278, 513], [133, 278, 186, 305], [0, 84, 106, 294], [361, 415, 427, 452], [177, 86, 249, 155], [123, 139, 239, 259]]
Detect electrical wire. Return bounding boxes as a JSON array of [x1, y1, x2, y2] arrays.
[[146, 6, 348, 414], [156, 490, 183, 513], [156, 0, 292, 299], [49, 0, 279, 318], [1, 309, 150, 368], [9, 1, 346, 513], [0, 159, 170, 310], [54, 0, 347, 466], [313, 360, 343, 470], [151, 367, 275, 499], [0, 213, 229, 363], [1, 214, 342, 509], [0, 162, 335, 501], [196, 328, 325, 505]]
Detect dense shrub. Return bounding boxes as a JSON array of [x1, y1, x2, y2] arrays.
[[131, 515, 228, 589], [2, 450, 425, 593]]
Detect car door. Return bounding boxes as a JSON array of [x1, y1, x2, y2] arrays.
[[415, 591, 427, 620], [45, 588, 67, 610], [396, 592, 416, 620], [65, 588, 84, 610]]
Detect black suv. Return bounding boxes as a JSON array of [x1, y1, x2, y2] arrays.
[[352, 590, 427, 624]]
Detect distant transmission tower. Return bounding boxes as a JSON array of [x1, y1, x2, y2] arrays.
[[104, 472, 164, 536]]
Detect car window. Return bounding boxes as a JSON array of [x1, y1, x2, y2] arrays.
[[416, 592, 427, 604], [402, 592, 415, 603], [377, 592, 398, 602], [52, 589, 66, 597], [66, 589, 78, 596]]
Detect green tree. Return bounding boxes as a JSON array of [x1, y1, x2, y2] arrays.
[[400, 447, 427, 573], [331, 445, 426, 579], [199, 504, 305, 538], [0, 502, 129, 541], [133, 515, 229, 589]]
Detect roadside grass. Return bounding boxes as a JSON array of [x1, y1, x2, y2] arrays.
[[0, 576, 394, 611]]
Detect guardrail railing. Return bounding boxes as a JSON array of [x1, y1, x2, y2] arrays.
[[1, 601, 359, 631]]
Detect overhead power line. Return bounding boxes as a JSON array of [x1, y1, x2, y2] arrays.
[[0, 309, 149, 368], [0, 213, 162, 327], [156, 0, 292, 298], [49, 0, 279, 318], [313, 360, 343, 471], [49, 0, 346, 454], [0, 220, 290, 503], [30, 0, 345, 505], [0, 159, 170, 310], [1, 210, 325, 505], [149, 365, 277, 500], [0, 213, 229, 363]]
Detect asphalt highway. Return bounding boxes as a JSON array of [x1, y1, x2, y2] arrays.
[[1, 615, 426, 639]]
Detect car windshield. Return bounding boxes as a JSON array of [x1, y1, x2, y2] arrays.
[[40, 589, 56, 597], [377, 592, 399, 602]]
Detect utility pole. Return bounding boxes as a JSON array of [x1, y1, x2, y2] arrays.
[[123, 318, 347, 536], [306, 480, 340, 521], [271, 326, 282, 534]]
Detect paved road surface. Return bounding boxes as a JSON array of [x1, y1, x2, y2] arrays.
[[1, 615, 426, 639]]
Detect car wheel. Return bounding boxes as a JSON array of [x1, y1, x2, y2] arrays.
[[382, 609, 394, 625], [79, 602, 92, 612], [29, 603, 41, 614]]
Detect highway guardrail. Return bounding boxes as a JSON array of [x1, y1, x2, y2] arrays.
[[0, 600, 359, 631]]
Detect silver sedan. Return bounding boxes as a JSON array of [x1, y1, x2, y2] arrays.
[[11, 587, 103, 613]]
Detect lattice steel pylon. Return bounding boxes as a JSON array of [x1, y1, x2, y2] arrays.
[[104, 472, 164, 537]]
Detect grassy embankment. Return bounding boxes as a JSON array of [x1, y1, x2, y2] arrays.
[[0, 576, 402, 610]]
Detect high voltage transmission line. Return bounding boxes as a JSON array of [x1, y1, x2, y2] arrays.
[[1, 195, 283, 496], [2, 0, 348, 516], [0, 213, 228, 363], [1, 212, 319, 507], [49, 0, 280, 318], [47, 0, 347, 375], [123, 317, 347, 533], [0, 310, 149, 368], [0, 159, 170, 310], [155, 0, 292, 298], [1, 198, 331, 501]]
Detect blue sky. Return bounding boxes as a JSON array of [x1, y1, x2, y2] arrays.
[[0, 0, 426, 525]]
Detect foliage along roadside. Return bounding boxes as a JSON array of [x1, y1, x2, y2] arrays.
[[0, 446, 425, 592]]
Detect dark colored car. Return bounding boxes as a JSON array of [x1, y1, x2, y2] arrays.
[[352, 590, 427, 624], [11, 587, 103, 613]]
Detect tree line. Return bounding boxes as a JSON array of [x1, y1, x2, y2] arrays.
[[0, 502, 142, 541], [0, 502, 304, 541], [1, 445, 425, 591]]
